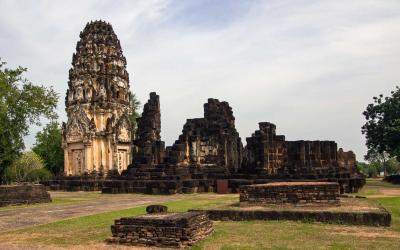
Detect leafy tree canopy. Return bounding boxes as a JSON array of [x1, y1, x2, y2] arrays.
[[129, 92, 140, 138], [362, 86, 400, 161], [32, 121, 64, 175], [358, 158, 400, 177], [0, 59, 58, 178], [3, 151, 52, 183], [357, 162, 382, 177]]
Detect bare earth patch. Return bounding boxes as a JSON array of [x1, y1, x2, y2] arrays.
[[0, 242, 163, 250], [329, 225, 400, 239], [213, 197, 386, 213], [359, 178, 400, 197], [0, 192, 200, 232], [373, 188, 400, 197]]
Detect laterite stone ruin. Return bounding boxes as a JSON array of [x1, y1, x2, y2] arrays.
[[43, 20, 366, 196], [108, 205, 213, 248], [239, 182, 340, 206], [0, 184, 51, 207]]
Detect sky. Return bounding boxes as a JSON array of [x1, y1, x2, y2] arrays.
[[1, 0, 400, 161]]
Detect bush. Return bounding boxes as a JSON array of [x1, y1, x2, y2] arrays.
[[3, 151, 53, 183], [357, 162, 382, 177], [26, 168, 52, 182]]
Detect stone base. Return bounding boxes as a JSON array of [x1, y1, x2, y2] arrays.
[[191, 198, 391, 227], [42, 176, 365, 195], [0, 184, 52, 207], [240, 182, 340, 206], [107, 211, 213, 248]]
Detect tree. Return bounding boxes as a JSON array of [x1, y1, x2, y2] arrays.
[[357, 161, 382, 177], [129, 93, 141, 156], [0, 59, 58, 179], [3, 151, 52, 183], [362, 86, 400, 162], [32, 121, 64, 175], [387, 158, 400, 175], [365, 149, 390, 176], [360, 148, 400, 177], [129, 92, 141, 136]]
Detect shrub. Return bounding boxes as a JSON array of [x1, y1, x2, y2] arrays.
[[3, 151, 52, 183], [27, 168, 52, 182]]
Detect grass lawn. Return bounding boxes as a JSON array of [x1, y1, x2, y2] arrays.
[[357, 178, 400, 196], [0, 180, 399, 249], [0, 191, 102, 212], [193, 179, 400, 249], [194, 220, 400, 250], [0, 194, 238, 247]]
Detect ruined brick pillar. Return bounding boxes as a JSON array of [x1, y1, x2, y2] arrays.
[[245, 122, 287, 174], [133, 92, 165, 166]]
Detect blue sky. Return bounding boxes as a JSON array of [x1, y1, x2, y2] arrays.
[[1, 0, 400, 160]]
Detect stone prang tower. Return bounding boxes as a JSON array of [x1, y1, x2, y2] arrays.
[[62, 20, 132, 176]]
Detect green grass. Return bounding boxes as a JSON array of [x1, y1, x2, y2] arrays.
[[0, 192, 102, 212], [358, 178, 400, 232], [372, 196, 400, 232], [358, 178, 400, 196], [0, 194, 237, 246], [366, 178, 399, 188], [357, 186, 382, 196], [192, 219, 400, 250], [1, 180, 400, 249]]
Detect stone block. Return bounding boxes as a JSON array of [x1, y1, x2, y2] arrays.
[[107, 211, 213, 248], [0, 184, 51, 206], [239, 182, 340, 206], [146, 205, 168, 214]]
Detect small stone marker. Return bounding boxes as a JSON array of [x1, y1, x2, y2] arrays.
[[146, 204, 168, 214]]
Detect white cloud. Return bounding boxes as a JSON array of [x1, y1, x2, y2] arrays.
[[1, 0, 399, 160]]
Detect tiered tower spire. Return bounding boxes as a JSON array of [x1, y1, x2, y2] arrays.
[[62, 20, 132, 176]]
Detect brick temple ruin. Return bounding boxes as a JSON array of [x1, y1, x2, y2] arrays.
[[44, 20, 365, 194]]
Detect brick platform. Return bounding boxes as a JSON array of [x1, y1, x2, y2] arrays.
[[107, 211, 213, 248], [0, 184, 52, 207], [240, 182, 340, 206], [190, 198, 391, 227], [191, 208, 391, 227], [43, 176, 365, 195]]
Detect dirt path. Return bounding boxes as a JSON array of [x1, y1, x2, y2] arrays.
[[0, 192, 191, 232], [0, 242, 159, 250], [363, 185, 400, 197]]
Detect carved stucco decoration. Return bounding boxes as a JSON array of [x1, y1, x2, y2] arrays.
[[115, 114, 131, 143], [66, 106, 94, 144]]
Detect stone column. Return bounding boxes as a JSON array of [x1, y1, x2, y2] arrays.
[[64, 148, 69, 176], [84, 143, 92, 173]]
